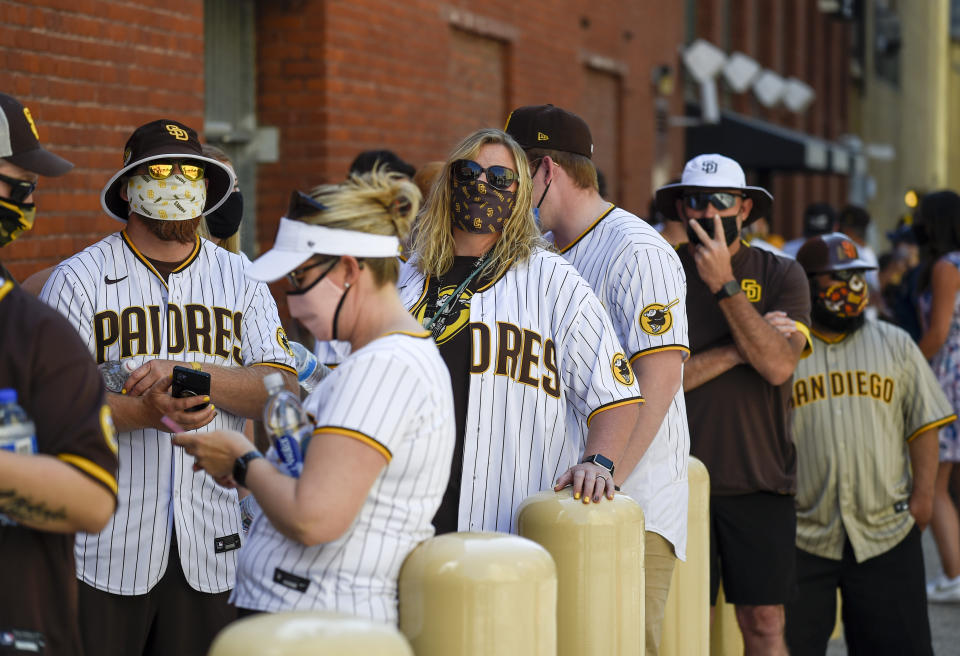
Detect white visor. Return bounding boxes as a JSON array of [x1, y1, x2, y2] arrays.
[[245, 217, 401, 282]]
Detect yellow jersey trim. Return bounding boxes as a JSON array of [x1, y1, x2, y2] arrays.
[[559, 203, 615, 254], [629, 345, 691, 364], [586, 396, 645, 427], [907, 415, 958, 443], [811, 327, 848, 344], [58, 453, 118, 496], [381, 329, 431, 339], [252, 362, 297, 375], [795, 321, 813, 358], [0, 278, 14, 302], [313, 426, 392, 461]]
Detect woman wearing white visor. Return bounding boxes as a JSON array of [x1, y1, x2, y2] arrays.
[[173, 171, 455, 623]]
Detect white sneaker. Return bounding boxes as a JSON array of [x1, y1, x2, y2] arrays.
[[927, 574, 960, 602]]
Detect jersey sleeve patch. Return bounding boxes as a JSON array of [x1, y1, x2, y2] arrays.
[[276, 327, 295, 359], [100, 404, 118, 455], [638, 299, 679, 336], [611, 353, 635, 386]]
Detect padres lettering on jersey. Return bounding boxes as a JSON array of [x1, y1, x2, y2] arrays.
[[39, 231, 295, 596], [399, 248, 644, 534], [558, 204, 692, 560]]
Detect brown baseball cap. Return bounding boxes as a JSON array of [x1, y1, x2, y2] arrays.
[[504, 104, 594, 158], [0, 93, 73, 177]]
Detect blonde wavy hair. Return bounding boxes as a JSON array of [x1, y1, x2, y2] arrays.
[[297, 168, 421, 285], [413, 128, 540, 281]]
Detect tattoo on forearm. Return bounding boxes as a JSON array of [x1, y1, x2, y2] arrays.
[[0, 489, 68, 524]]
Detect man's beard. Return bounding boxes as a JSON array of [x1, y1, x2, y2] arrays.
[[140, 216, 201, 243], [811, 302, 866, 334]]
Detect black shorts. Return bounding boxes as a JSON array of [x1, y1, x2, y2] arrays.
[[709, 492, 797, 606]]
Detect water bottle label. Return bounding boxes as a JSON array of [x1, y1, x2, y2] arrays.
[[0, 435, 37, 455], [275, 433, 303, 478]]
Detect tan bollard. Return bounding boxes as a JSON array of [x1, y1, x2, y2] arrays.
[[517, 489, 646, 656], [399, 532, 557, 656], [208, 611, 413, 656], [661, 456, 710, 656], [710, 584, 742, 656]]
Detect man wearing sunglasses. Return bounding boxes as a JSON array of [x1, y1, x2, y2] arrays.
[[0, 93, 121, 656], [506, 103, 690, 656], [654, 154, 811, 655], [39, 119, 297, 656], [783, 233, 949, 656]]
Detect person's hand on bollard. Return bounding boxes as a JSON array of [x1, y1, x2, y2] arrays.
[[555, 461, 616, 504]]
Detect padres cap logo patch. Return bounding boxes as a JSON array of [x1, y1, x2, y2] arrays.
[[639, 299, 678, 336], [22, 107, 39, 140], [611, 353, 634, 386], [276, 327, 294, 359], [165, 124, 189, 141], [100, 405, 119, 455]]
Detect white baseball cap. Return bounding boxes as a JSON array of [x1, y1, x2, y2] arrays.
[[245, 217, 401, 283], [654, 153, 772, 225]]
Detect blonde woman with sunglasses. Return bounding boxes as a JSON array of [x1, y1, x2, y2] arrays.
[[398, 128, 643, 536], [175, 171, 455, 624]]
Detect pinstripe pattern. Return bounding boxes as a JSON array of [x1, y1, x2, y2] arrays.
[[792, 319, 956, 562], [230, 333, 454, 623], [398, 247, 644, 534], [560, 206, 691, 560], [38, 232, 295, 595]]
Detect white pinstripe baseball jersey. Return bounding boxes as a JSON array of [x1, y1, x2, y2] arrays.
[[39, 231, 296, 595], [557, 204, 691, 560], [398, 247, 645, 533], [792, 319, 956, 562], [231, 331, 454, 622]]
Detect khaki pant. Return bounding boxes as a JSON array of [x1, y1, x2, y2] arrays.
[[645, 531, 677, 656]]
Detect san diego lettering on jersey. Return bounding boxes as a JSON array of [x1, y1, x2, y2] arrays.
[[793, 370, 895, 409]]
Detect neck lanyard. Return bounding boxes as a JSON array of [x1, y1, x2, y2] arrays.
[[424, 252, 490, 333]]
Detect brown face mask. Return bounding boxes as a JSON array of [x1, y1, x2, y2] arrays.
[[450, 179, 516, 234]]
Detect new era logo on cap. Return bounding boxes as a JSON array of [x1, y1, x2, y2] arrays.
[[504, 104, 594, 159], [537, 131, 549, 141]]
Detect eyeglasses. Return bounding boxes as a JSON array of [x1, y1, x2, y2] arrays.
[[682, 191, 745, 211], [147, 160, 205, 182], [287, 256, 339, 290], [0, 171, 37, 204], [832, 269, 865, 282], [287, 190, 328, 221], [451, 159, 517, 191]]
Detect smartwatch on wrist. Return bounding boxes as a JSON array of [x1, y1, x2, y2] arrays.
[[714, 279, 741, 302], [582, 453, 615, 476], [232, 451, 263, 487]]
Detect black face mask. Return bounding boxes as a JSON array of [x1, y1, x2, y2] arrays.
[[0, 198, 37, 247], [912, 223, 929, 247], [686, 215, 740, 247], [205, 191, 243, 240], [811, 301, 866, 334]]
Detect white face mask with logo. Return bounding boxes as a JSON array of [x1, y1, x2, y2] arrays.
[[126, 174, 206, 221]]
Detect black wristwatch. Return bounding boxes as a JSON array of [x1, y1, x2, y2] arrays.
[[714, 279, 741, 302], [232, 451, 263, 487], [582, 453, 615, 476]]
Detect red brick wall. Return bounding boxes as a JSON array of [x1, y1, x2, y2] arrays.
[[0, 0, 205, 281], [254, 0, 688, 253]]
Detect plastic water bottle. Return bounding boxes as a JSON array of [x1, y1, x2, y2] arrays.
[[289, 341, 332, 394], [0, 388, 37, 455], [262, 373, 311, 478], [99, 360, 138, 393]]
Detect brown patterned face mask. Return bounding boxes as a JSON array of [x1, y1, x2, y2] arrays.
[[450, 179, 516, 234]]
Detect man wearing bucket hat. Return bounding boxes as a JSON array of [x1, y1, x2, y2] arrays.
[[39, 119, 297, 656], [784, 233, 949, 656], [655, 154, 811, 655], [506, 103, 690, 656]]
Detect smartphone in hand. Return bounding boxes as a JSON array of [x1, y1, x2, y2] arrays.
[[171, 366, 211, 413]]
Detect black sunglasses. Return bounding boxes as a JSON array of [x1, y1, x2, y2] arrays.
[[287, 190, 329, 221], [682, 191, 745, 211], [287, 256, 340, 291], [451, 159, 517, 191], [0, 171, 37, 204]]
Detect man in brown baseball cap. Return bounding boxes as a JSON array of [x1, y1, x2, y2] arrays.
[[0, 92, 74, 278]]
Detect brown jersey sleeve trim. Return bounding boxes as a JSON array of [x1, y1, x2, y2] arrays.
[[251, 361, 297, 375], [587, 396, 645, 427], [907, 414, 958, 443], [629, 345, 691, 364], [312, 426, 392, 462], [57, 453, 119, 496]]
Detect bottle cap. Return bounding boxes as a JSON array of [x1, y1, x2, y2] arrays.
[[0, 388, 17, 404], [263, 372, 285, 393]]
